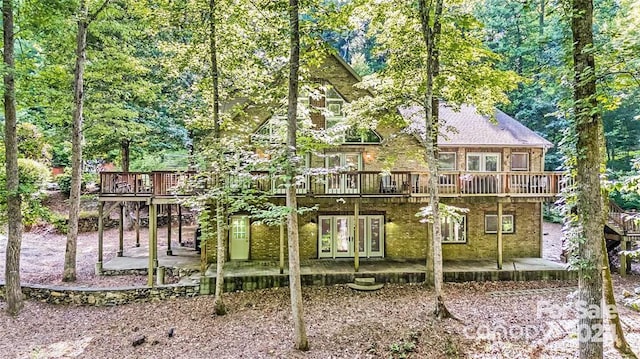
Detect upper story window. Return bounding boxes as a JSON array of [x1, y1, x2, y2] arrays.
[[467, 153, 500, 172], [511, 153, 529, 171], [438, 152, 457, 171], [253, 85, 381, 144]]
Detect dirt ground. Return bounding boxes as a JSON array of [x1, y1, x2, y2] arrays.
[[1, 279, 640, 358], [2, 212, 640, 358]]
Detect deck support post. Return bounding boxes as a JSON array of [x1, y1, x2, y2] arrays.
[[497, 202, 503, 270], [135, 202, 141, 247], [96, 201, 104, 275], [279, 222, 285, 274], [620, 235, 628, 277], [117, 203, 124, 257], [147, 202, 156, 287], [354, 200, 360, 272], [167, 204, 173, 256], [153, 204, 159, 269], [178, 205, 183, 246]]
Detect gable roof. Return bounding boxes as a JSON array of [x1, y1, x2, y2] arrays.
[[399, 103, 553, 148]]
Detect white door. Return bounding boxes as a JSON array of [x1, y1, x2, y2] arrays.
[[334, 216, 353, 257], [326, 153, 361, 194], [317, 215, 384, 258], [229, 215, 249, 260]]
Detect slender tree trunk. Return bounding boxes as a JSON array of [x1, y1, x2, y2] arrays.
[[3, 0, 24, 316], [63, 0, 89, 282], [213, 200, 226, 315], [601, 238, 637, 358], [572, 0, 604, 357], [286, 0, 309, 350], [121, 139, 130, 173], [209, 0, 226, 316], [418, 0, 450, 319]]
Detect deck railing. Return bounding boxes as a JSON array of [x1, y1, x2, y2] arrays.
[[99, 170, 567, 198], [100, 171, 196, 196], [609, 202, 640, 235]]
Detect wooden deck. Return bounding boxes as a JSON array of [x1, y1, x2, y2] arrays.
[[99, 170, 568, 199]]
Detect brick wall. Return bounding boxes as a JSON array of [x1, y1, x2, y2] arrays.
[[236, 198, 541, 262]]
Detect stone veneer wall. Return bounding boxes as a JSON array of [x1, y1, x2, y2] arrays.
[[0, 282, 199, 306]]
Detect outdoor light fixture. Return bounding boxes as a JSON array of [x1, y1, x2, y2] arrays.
[[310, 217, 317, 224], [386, 217, 392, 223]]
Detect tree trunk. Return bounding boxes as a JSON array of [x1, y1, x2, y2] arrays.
[[121, 139, 130, 173], [3, 0, 24, 316], [601, 238, 637, 358], [286, 0, 309, 350], [63, 0, 89, 282], [213, 200, 226, 315], [418, 0, 451, 319], [572, 0, 604, 357], [208, 0, 227, 316]]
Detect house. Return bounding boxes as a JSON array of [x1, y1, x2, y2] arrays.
[[219, 53, 562, 268], [96, 53, 639, 287]]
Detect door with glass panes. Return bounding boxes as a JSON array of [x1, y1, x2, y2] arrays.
[[318, 215, 384, 258], [326, 153, 361, 194]]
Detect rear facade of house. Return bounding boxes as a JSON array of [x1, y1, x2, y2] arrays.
[[220, 54, 561, 265]]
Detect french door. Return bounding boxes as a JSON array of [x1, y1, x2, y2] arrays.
[[326, 153, 361, 194], [318, 215, 384, 258]]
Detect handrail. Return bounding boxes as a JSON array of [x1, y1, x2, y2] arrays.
[[99, 170, 567, 198]]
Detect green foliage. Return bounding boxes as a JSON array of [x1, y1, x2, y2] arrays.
[[129, 150, 190, 172], [543, 204, 564, 224], [16, 158, 50, 192], [56, 168, 92, 196], [51, 141, 72, 168], [0, 159, 51, 228], [17, 122, 52, 163], [51, 213, 69, 234]]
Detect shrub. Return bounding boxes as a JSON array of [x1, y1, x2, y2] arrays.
[[17, 122, 52, 163], [0, 159, 51, 228], [57, 168, 93, 196]]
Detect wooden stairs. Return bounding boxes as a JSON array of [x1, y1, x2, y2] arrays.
[[607, 202, 640, 241]]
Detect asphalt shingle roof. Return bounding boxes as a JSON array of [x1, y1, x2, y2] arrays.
[[399, 103, 553, 148]]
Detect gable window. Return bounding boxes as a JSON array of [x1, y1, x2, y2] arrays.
[[467, 153, 500, 172], [439, 152, 457, 171], [485, 214, 514, 234], [441, 215, 466, 243], [511, 153, 529, 171]]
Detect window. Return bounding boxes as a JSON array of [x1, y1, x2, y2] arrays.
[[467, 153, 500, 172], [439, 152, 457, 171], [511, 153, 529, 171], [485, 214, 514, 234], [441, 215, 466, 243]]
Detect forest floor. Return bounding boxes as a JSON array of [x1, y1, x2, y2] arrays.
[[1, 199, 640, 358]]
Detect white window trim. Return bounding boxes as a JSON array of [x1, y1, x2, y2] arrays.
[[439, 152, 457, 171], [466, 152, 501, 172], [511, 152, 529, 171], [485, 214, 515, 234], [441, 215, 467, 243], [317, 215, 384, 258]]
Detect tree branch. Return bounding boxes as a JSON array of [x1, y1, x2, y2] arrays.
[[88, 0, 112, 23]]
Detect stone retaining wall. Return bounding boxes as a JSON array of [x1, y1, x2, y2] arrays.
[[0, 282, 199, 306], [57, 213, 196, 234]]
